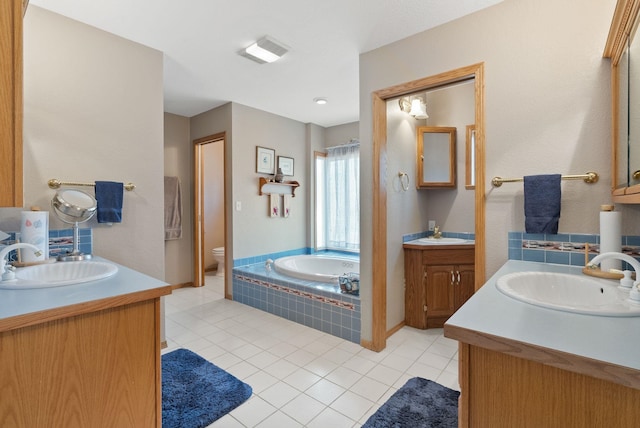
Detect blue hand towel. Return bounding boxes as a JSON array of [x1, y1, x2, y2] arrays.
[[524, 174, 561, 234], [95, 181, 124, 223]]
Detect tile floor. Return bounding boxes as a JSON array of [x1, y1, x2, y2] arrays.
[[163, 273, 460, 428]]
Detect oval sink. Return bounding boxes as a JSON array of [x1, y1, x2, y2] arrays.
[[0, 261, 118, 289], [417, 237, 471, 245], [496, 271, 640, 316]]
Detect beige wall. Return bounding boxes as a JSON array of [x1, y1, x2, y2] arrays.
[[360, 0, 618, 339], [164, 113, 192, 285], [2, 6, 165, 278]]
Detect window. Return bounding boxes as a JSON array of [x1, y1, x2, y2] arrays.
[[315, 142, 360, 252]]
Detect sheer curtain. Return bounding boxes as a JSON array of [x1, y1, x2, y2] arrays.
[[324, 142, 360, 251]]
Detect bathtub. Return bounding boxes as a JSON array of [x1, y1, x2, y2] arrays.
[[274, 254, 359, 283]]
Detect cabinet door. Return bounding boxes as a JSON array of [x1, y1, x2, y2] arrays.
[[0, 0, 23, 207], [454, 263, 475, 310], [425, 264, 455, 317]]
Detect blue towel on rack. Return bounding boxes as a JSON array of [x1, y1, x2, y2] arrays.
[[524, 174, 561, 234], [95, 181, 124, 223]]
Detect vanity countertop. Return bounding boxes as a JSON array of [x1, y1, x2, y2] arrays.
[[0, 257, 171, 332], [444, 260, 640, 389], [403, 238, 475, 249]]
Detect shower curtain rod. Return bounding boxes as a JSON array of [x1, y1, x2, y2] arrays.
[[325, 140, 360, 150]]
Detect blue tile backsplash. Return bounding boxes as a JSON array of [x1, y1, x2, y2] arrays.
[[0, 228, 93, 262], [508, 231, 640, 267]]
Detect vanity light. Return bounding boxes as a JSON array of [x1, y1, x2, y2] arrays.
[[240, 36, 288, 64], [399, 96, 429, 119], [313, 97, 328, 105]]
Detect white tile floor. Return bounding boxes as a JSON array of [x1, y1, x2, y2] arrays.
[[163, 273, 460, 428]]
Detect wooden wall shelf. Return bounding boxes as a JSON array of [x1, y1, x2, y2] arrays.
[[258, 177, 300, 197]]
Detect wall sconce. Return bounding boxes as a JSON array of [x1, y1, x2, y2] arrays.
[[239, 36, 288, 64], [399, 96, 429, 119]]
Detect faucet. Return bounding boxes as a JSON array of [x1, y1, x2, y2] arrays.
[[265, 258, 274, 272], [586, 251, 640, 291], [0, 243, 42, 281], [433, 226, 442, 239]]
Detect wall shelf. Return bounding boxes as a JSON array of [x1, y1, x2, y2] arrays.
[[258, 177, 300, 197]]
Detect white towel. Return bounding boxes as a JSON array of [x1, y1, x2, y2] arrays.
[[164, 176, 182, 240]]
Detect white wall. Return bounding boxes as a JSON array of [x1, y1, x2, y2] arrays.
[[2, 6, 165, 278], [359, 0, 617, 341]]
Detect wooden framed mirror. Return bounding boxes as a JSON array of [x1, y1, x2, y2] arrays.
[[416, 126, 456, 188]]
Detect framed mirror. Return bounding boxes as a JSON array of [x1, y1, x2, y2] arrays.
[[416, 126, 456, 188], [466, 125, 476, 189]]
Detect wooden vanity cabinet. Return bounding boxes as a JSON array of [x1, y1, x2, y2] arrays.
[[0, 0, 24, 207], [404, 245, 475, 329]]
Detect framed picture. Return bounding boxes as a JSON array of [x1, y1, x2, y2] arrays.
[[256, 146, 275, 174], [278, 156, 294, 176]]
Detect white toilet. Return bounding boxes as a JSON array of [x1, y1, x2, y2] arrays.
[[212, 247, 225, 277]]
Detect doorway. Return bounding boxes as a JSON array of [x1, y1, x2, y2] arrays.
[[193, 132, 228, 297], [369, 63, 485, 351]]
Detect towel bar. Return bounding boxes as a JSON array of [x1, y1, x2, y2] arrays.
[[491, 172, 598, 188], [48, 179, 135, 191]]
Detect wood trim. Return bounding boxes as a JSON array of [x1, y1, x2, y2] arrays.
[[193, 132, 226, 291], [371, 93, 387, 352], [444, 323, 640, 391], [0, 285, 172, 334], [154, 298, 162, 427], [473, 64, 486, 290], [386, 320, 405, 338], [604, 0, 640, 65], [370, 63, 486, 351], [0, 0, 23, 207]]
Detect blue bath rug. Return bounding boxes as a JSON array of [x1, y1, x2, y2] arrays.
[[162, 348, 252, 428], [362, 377, 459, 428]]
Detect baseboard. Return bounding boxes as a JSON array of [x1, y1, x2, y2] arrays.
[[387, 321, 405, 338], [160, 340, 167, 349], [169, 282, 194, 290]]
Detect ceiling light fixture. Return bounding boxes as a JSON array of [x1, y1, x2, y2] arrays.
[[239, 36, 288, 64], [313, 97, 328, 105], [399, 96, 429, 120]]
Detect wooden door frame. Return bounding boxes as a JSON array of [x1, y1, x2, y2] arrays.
[[369, 63, 486, 351], [193, 132, 227, 294]]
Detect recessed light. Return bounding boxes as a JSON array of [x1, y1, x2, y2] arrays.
[[313, 97, 328, 105]]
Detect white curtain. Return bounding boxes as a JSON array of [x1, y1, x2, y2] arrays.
[[324, 142, 360, 251]]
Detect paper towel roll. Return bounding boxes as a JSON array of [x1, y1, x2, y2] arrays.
[[600, 205, 621, 271], [20, 211, 49, 262]]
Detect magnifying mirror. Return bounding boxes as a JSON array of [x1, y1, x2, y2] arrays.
[[51, 189, 97, 261]]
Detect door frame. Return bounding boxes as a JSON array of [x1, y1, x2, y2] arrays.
[[193, 132, 227, 295], [369, 63, 486, 351]]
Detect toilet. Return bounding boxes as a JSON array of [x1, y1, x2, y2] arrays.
[[212, 247, 225, 277]]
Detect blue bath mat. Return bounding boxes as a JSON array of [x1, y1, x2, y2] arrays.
[[162, 348, 252, 428], [362, 377, 459, 428]]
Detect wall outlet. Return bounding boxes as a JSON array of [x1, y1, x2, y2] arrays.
[[235, 201, 242, 211], [428, 220, 436, 231]]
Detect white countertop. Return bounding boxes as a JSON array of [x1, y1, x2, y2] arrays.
[[0, 257, 169, 322], [445, 260, 640, 372]]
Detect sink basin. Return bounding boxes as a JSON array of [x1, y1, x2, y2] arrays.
[[0, 261, 118, 289], [496, 271, 640, 316], [417, 237, 471, 245]]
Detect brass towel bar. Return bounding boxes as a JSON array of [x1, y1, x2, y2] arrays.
[[491, 171, 599, 188], [48, 178, 136, 191]]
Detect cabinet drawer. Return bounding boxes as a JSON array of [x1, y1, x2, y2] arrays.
[[422, 248, 474, 265]]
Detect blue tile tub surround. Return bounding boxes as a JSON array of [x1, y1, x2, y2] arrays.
[[402, 230, 475, 243], [232, 262, 361, 344], [0, 228, 93, 262], [508, 231, 640, 267]]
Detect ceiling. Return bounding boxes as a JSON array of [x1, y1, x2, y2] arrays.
[[28, 0, 503, 128]]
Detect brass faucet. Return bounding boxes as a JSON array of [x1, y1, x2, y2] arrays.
[[433, 226, 442, 239]]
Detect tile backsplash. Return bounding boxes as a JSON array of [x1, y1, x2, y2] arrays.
[[0, 228, 93, 262], [508, 231, 640, 267]]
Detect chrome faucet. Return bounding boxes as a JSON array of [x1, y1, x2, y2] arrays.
[[0, 243, 42, 281], [586, 252, 640, 290], [433, 226, 442, 239]]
